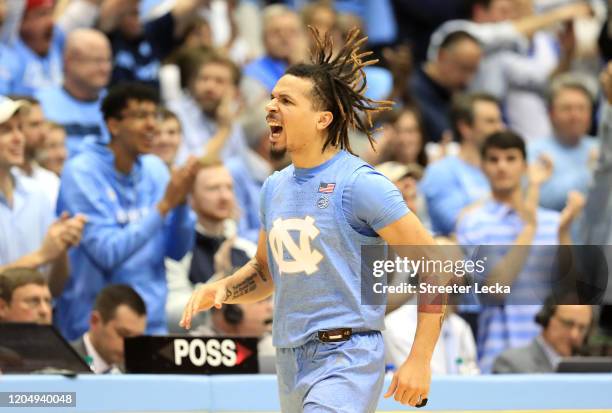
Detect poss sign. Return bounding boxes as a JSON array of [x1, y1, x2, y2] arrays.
[[125, 336, 259, 374]]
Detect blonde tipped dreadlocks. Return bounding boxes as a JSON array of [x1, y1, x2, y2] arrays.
[[285, 26, 393, 153]]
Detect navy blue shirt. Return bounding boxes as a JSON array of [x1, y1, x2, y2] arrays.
[[108, 11, 177, 89], [410, 66, 452, 142]]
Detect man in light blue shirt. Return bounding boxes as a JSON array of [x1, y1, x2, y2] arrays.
[[529, 80, 598, 211], [6, 0, 64, 96], [0, 96, 86, 295], [55, 84, 199, 340], [36, 29, 111, 157], [421, 92, 504, 235], [168, 53, 248, 164], [456, 130, 584, 373]]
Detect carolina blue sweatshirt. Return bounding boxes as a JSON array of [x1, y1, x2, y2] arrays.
[[55, 141, 195, 340]]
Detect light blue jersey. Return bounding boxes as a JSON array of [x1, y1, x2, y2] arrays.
[[9, 29, 65, 96], [35, 86, 108, 158], [260, 150, 408, 348]]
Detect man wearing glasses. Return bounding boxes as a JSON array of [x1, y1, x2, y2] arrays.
[[492, 299, 593, 373], [55, 83, 200, 341]]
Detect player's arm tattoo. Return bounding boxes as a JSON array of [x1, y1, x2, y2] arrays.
[[225, 259, 269, 301], [250, 260, 268, 283], [228, 274, 258, 299]]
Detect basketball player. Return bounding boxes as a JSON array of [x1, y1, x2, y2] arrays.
[[181, 28, 444, 412]]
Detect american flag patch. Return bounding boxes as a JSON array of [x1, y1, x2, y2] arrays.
[[318, 182, 336, 193]]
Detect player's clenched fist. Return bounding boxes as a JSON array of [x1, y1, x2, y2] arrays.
[[179, 278, 229, 329], [384, 355, 431, 407]]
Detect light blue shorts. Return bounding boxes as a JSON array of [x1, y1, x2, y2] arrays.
[[276, 331, 385, 413]]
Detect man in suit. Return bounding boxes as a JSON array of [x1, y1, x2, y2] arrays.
[[492, 300, 593, 373], [72, 284, 146, 374]]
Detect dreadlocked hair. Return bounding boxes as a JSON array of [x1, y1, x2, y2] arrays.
[[285, 26, 394, 154]]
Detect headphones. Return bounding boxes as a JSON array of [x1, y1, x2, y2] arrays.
[[222, 304, 244, 325], [535, 296, 557, 328]]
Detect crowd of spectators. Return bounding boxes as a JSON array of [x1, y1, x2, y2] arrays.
[[1, 0, 611, 375]]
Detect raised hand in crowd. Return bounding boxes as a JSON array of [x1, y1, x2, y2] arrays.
[[216, 86, 241, 128], [558, 191, 586, 243], [528, 154, 554, 187], [157, 156, 201, 216]]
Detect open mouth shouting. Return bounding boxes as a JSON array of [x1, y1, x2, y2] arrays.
[[266, 116, 284, 140]]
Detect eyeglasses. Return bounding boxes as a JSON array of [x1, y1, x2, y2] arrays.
[[120, 110, 162, 122], [74, 56, 112, 65], [553, 315, 589, 334]]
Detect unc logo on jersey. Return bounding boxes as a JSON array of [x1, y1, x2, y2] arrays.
[[268, 216, 323, 275]]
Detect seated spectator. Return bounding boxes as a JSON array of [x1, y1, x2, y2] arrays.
[[529, 79, 598, 211], [410, 31, 482, 143], [12, 96, 59, 206], [35, 28, 111, 158], [241, 5, 306, 109], [151, 108, 182, 168], [0, 96, 86, 295], [493, 300, 593, 373], [168, 51, 248, 163], [420, 93, 503, 235], [166, 163, 256, 331], [37, 122, 67, 176], [71, 284, 146, 374], [55, 84, 199, 341], [0, 268, 52, 325], [364, 107, 429, 168], [384, 304, 478, 375], [456, 131, 585, 373]]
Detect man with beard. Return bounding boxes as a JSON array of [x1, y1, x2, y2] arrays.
[[168, 52, 248, 164], [12, 96, 59, 206], [166, 163, 257, 330], [181, 28, 444, 411]]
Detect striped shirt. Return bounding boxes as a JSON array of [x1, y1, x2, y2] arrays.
[[456, 199, 560, 373]]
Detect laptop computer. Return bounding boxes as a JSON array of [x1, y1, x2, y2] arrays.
[[556, 357, 612, 373], [0, 323, 91, 374]]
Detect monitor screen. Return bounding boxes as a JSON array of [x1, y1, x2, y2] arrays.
[[0, 323, 92, 374]]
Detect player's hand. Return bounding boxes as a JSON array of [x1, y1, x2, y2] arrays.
[[384, 355, 431, 407], [179, 278, 229, 329]]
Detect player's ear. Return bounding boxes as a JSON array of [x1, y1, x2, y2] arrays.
[[90, 310, 102, 328], [316, 111, 333, 131], [106, 117, 121, 137]]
